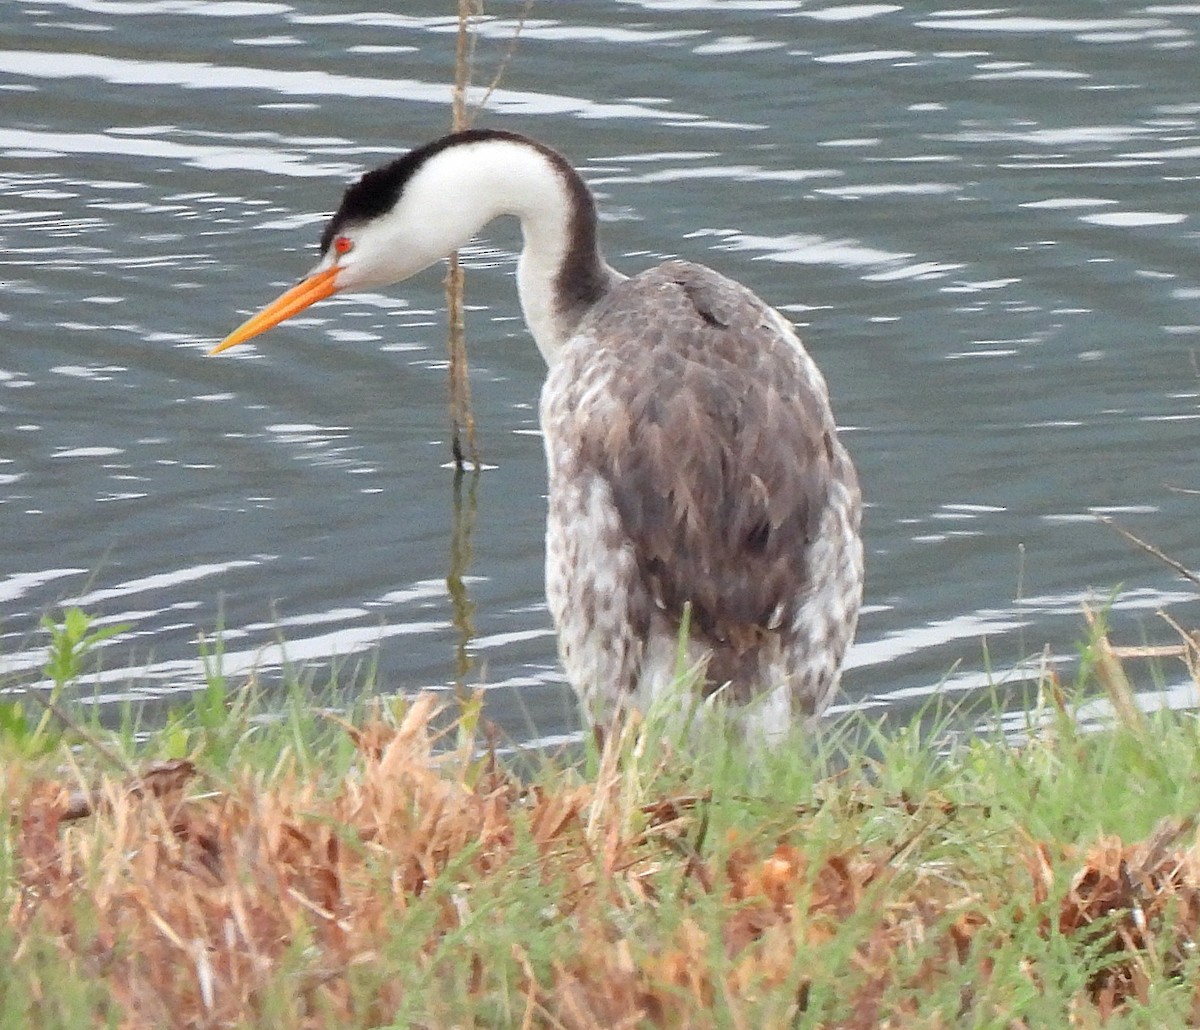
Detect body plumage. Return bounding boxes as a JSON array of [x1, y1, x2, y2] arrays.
[[543, 260, 861, 739]]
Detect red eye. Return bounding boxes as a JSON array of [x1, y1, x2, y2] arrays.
[[333, 235, 353, 255]]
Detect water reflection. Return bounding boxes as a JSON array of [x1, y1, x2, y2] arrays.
[[0, 0, 1197, 745], [447, 467, 481, 694]]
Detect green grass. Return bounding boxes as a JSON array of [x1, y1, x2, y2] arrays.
[[1, 606, 1199, 1027]]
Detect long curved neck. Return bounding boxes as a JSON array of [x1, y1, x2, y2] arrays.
[[406, 134, 621, 364]]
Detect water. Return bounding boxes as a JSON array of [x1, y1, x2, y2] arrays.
[[2, 1, 1198, 744]]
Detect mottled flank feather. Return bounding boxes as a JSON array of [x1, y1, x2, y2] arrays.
[[542, 260, 862, 739]]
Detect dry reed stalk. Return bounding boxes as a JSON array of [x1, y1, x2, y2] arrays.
[[444, 0, 482, 470], [1082, 604, 1146, 736], [442, 0, 533, 470], [1097, 516, 1200, 591]]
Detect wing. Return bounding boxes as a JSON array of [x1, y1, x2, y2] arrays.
[[542, 260, 855, 654]]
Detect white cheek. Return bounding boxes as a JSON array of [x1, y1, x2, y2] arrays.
[[338, 230, 443, 291], [335, 253, 386, 291], [349, 177, 507, 293]]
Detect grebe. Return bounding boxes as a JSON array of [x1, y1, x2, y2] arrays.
[[212, 129, 863, 743]]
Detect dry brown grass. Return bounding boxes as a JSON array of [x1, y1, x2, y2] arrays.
[[7, 671, 1200, 1027]]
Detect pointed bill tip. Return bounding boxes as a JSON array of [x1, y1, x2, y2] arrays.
[[208, 327, 254, 356], [208, 267, 340, 355]]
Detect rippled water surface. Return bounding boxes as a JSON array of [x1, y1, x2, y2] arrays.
[[3, 1, 1199, 743]]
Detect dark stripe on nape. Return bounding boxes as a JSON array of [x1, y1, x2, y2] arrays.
[[318, 128, 574, 256]]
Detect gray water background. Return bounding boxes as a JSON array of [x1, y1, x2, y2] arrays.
[[2, 1, 1198, 746]]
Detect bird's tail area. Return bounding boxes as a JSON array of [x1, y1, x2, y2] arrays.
[[701, 623, 771, 704]]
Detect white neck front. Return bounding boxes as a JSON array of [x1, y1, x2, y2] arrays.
[[343, 137, 619, 364]]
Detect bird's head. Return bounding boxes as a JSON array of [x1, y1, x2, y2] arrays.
[[210, 132, 508, 355]]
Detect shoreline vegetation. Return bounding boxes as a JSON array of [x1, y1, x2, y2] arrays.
[[3, 608, 1200, 1026]]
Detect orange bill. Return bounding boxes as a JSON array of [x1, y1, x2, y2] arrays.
[[209, 266, 340, 354]]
